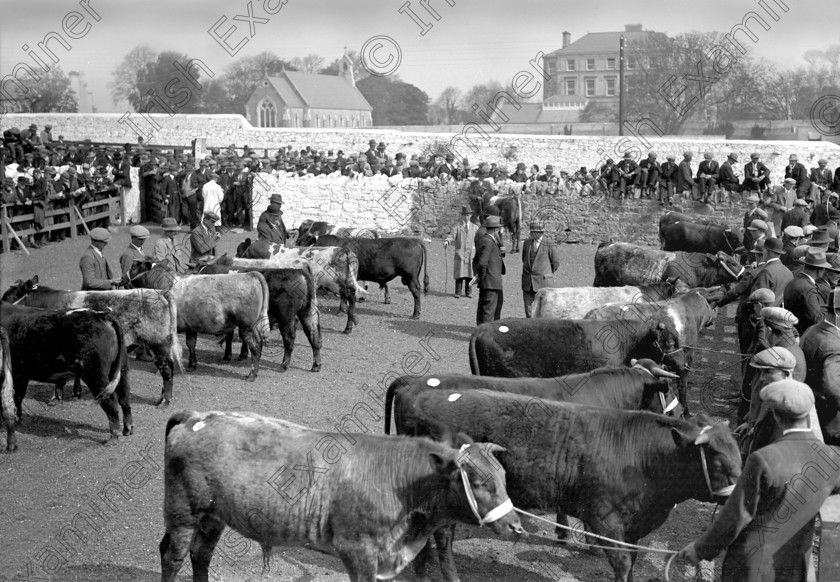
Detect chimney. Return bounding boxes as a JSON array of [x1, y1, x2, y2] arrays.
[[625, 24, 643, 32], [562, 31, 571, 48]]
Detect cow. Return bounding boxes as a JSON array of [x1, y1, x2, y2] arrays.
[[296, 219, 379, 246], [385, 360, 682, 434], [233, 240, 364, 334], [0, 303, 132, 444], [159, 410, 523, 582], [1, 324, 18, 452], [530, 280, 688, 320], [584, 291, 717, 417], [659, 220, 743, 254], [593, 241, 744, 288], [483, 194, 522, 253], [2, 276, 182, 407], [126, 266, 270, 383], [469, 317, 685, 380], [391, 391, 741, 582], [658, 211, 725, 233], [311, 234, 429, 319], [192, 263, 322, 373]]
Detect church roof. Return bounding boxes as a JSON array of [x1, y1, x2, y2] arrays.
[[266, 71, 372, 111]]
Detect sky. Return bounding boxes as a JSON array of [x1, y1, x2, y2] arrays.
[[1, 0, 838, 113]]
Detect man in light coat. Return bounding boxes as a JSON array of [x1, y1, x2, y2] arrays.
[[444, 206, 479, 298]]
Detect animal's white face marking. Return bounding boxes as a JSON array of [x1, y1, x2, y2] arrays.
[[448, 393, 461, 402], [427, 378, 440, 387], [193, 421, 206, 432], [498, 326, 509, 333], [666, 306, 684, 339]]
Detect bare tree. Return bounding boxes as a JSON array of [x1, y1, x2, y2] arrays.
[[109, 45, 158, 107], [433, 86, 462, 125], [290, 54, 325, 74]]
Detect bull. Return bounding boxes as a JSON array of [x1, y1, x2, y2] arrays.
[[660, 220, 743, 254], [160, 410, 523, 582], [469, 317, 685, 379], [233, 240, 364, 334], [392, 390, 741, 582], [483, 194, 522, 253], [0, 303, 132, 444], [296, 219, 379, 246], [593, 241, 744, 287], [531, 280, 688, 319], [658, 211, 725, 233], [311, 234, 429, 319], [1, 324, 18, 451], [584, 291, 717, 417], [2, 276, 182, 407]]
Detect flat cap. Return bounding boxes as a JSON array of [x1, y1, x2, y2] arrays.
[[750, 346, 796, 371], [683, 151, 692, 157], [753, 208, 769, 220], [818, 159, 828, 165], [203, 211, 220, 222], [129, 225, 150, 238], [803, 224, 818, 236], [747, 219, 768, 232], [759, 379, 814, 418], [746, 194, 760, 203], [748, 288, 775, 304], [89, 227, 111, 242], [794, 198, 808, 207], [784, 225, 805, 238], [761, 306, 798, 330], [784, 177, 797, 185]]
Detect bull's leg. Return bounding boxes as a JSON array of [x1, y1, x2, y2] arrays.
[[590, 518, 633, 582], [220, 331, 233, 364], [115, 367, 133, 437], [408, 279, 422, 320], [412, 540, 435, 582], [341, 286, 358, 334], [299, 311, 322, 372], [154, 349, 174, 407], [97, 394, 122, 445], [433, 524, 461, 582], [241, 326, 261, 382], [48, 381, 66, 406], [72, 377, 83, 399], [160, 525, 196, 582], [5, 421, 16, 452], [13, 376, 28, 421], [237, 328, 249, 361], [555, 511, 570, 540], [382, 283, 391, 304], [679, 373, 690, 418], [186, 331, 198, 372], [189, 515, 226, 582], [278, 317, 295, 373], [334, 540, 378, 582]]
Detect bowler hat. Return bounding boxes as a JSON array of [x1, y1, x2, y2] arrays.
[[763, 237, 784, 254], [750, 347, 796, 371], [759, 379, 814, 418], [797, 247, 831, 268], [460, 205, 471, 215], [483, 216, 502, 228], [129, 225, 150, 239], [89, 227, 111, 242]]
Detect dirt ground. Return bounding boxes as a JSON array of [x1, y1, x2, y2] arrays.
[[0, 225, 727, 582]]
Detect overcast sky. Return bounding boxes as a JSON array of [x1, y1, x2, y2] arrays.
[[1, 0, 837, 113]]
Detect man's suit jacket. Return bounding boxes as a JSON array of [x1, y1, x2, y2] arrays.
[[446, 220, 479, 279], [153, 237, 188, 274], [783, 272, 826, 334], [119, 245, 146, 278], [256, 211, 286, 244], [79, 246, 113, 290], [811, 167, 833, 188], [190, 225, 218, 261], [781, 207, 809, 231], [697, 160, 720, 178], [615, 159, 638, 177], [719, 161, 738, 189], [785, 162, 812, 195], [810, 198, 840, 227], [744, 161, 771, 191], [521, 237, 562, 292], [473, 232, 505, 290], [752, 258, 793, 306], [800, 320, 840, 443], [675, 160, 695, 191], [694, 432, 840, 581]]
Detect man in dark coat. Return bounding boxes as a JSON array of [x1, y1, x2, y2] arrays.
[[783, 247, 831, 335], [190, 211, 221, 263], [744, 152, 771, 193], [811, 191, 840, 227], [636, 151, 659, 199], [800, 286, 840, 445], [810, 159, 833, 202], [678, 379, 840, 581], [784, 153, 812, 200], [256, 198, 287, 244], [781, 197, 810, 231], [473, 215, 506, 325], [615, 152, 638, 198], [162, 163, 180, 221], [80, 227, 120, 290], [696, 151, 720, 203], [675, 151, 695, 200], [658, 154, 677, 204], [119, 225, 149, 282], [521, 220, 562, 317]]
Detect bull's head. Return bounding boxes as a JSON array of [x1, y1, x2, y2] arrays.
[[631, 358, 681, 415], [649, 320, 685, 374], [235, 238, 253, 258], [670, 413, 741, 504], [722, 227, 743, 252], [1, 275, 39, 303], [708, 251, 744, 282]]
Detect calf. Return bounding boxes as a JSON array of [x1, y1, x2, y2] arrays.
[[393, 391, 741, 582], [1, 325, 18, 451], [160, 410, 522, 582], [313, 235, 429, 319], [0, 303, 132, 444], [531, 280, 687, 319], [234, 240, 364, 333], [2, 276, 182, 406]]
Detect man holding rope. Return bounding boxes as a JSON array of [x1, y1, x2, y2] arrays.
[[677, 379, 840, 581]]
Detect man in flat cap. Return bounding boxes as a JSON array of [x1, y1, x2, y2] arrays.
[[679, 376, 840, 581], [800, 286, 840, 445], [80, 228, 121, 290], [675, 151, 696, 202], [444, 206, 479, 298], [810, 158, 833, 203], [615, 152, 638, 199], [781, 197, 809, 233], [190, 211, 221, 263], [120, 225, 150, 283], [744, 152, 771, 194], [784, 153, 811, 200], [781, 225, 804, 267], [696, 151, 719, 204], [718, 152, 741, 205]]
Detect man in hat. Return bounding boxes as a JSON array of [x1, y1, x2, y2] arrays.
[[521, 219, 562, 317], [781, 197, 809, 232], [191, 211, 221, 263], [784, 247, 832, 334], [719, 152, 741, 203], [598, 158, 618, 198], [153, 218, 189, 274], [473, 215, 506, 325], [39, 124, 53, 145], [364, 140, 378, 165], [696, 151, 719, 204], [800, 286, 840, 445], [257, 195, 287, 244], [657, 154, 677, 204], [810, 159, 833, 202], [744, 152, 771, 193], [444, 206, 480, 298], [80, 227, 121, 290], [781, 225, 805, 266], [810, 189, 840, 227], [784, 153, 811, 200], [162, 163, 180, 221], [675, 151, 696, 201], [120, 225, 150, 283], [745, 219, 769, 253], [538, 164, 561, 195], [636, 152, 659, 199], [615, 152, 638, 198], [509, 162, 528, 184]]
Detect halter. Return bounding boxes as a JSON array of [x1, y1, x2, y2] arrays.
[[631, 363, 679, 413], [8, 283, 37, 305], [697, 426, 736, 498], [458, 444, 514, 527], [718, 256, 745, 280]]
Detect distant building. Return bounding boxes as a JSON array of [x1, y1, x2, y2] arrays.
[[68, 71, 94, 113], [245, 53, 373, 128]]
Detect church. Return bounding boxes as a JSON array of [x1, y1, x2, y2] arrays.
[[244, 52, 373, 128]]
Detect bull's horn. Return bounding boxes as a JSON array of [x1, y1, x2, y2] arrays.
[[486, 443, 507, 454], [651, 365, 680, 379]]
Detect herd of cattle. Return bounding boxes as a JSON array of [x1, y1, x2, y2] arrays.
[[1, 210, 756, 581]]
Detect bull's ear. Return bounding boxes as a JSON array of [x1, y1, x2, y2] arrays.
[[671, 427, 696, 448], [429, 451, 458, 475], [486, 443, 507, 456], [30, 275, 39, 284]]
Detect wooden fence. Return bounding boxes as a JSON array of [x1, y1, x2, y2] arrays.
[[1, 189, 124, 255]]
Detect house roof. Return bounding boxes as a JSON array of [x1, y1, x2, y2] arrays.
[[547, 30, 653, 56], [490, 103, 582, 124], [266, 71, 372, 111]]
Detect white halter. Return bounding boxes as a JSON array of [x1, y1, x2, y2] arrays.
[[698, 426, 736, 498], [458, 444, 514, 526]]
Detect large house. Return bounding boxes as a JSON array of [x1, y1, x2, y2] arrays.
[[244, 54, 373, 129]]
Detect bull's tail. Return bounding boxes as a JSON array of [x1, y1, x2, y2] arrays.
[[384, 380, 399, 435], [164, 410, 195, 440], [98, 317, 125, 401], [253, 272, 271, 342], [0, 327, 18, 431], [421, 241, 429, 294], [165, 291, 184, 373], [468, 332, 480, 375]]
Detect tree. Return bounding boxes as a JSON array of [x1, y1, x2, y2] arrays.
[[133, 51, 205, 113], [580, 101, 617, 123], [290, 54, 325, 74], [18, 66, 77, 112], [356, 75, 429, 125], [320, 50, 369, 84], [109, 45, 157, 107], [431, 86, 462, 125], [211, 51, 295, 115]]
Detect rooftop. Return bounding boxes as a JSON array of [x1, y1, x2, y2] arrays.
[[266, 71, 372, 111]]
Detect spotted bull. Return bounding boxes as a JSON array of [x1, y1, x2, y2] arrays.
[[593, 241, 744, 288], [1, 325, 18, 451], [2, 276, 182, 407], [392, 391, 741, 582], [530, 280, 688, 319], [160, 410, 522, 582]]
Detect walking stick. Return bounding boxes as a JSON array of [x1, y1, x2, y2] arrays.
[[444, 243, 449, 294]]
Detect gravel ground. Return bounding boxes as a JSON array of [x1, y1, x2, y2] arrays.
[[0, 225, 724, 582]]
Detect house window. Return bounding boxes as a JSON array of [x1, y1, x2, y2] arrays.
[[294, 114, 299, 128], [565, 78, 575, 96], [258, 99, 276, 128], [586, 58, 595, 71], [566, 59, 576, 71], [585, 78, 595, 97], [627, 56, 637, 69], [605, 78, 616, 97], [315, 114, 321, 128], [547, 61, 556, 74], [606, 57, 616, 70]]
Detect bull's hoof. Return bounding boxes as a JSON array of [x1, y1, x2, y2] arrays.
[[343, 328, 353, 335], [278, 364, 287, 373], [6, 443, 18, 453], [156, 397, 171, 408], [186, 363, 197, 372], [102, 434, 120, 446], [310, 364, 321, 372], [384, 298, 391, 305], [72, 394, 83, 401], [123, 425, 134, 436], [237, 354, 248, 362], [410, 314, 421, 320], [220, 356, 231, 364], [47, 397, 61, 407], [245, 374, 258, 382]]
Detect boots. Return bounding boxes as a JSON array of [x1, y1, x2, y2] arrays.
[[465, 281, 472, 298], [27, 235, 41, 249], [454, 279, 463, 298]]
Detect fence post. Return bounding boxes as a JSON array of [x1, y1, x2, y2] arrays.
[[69, 198, 77, 240], [1, 206, 9, 251], [119, 188, 126, 226]]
